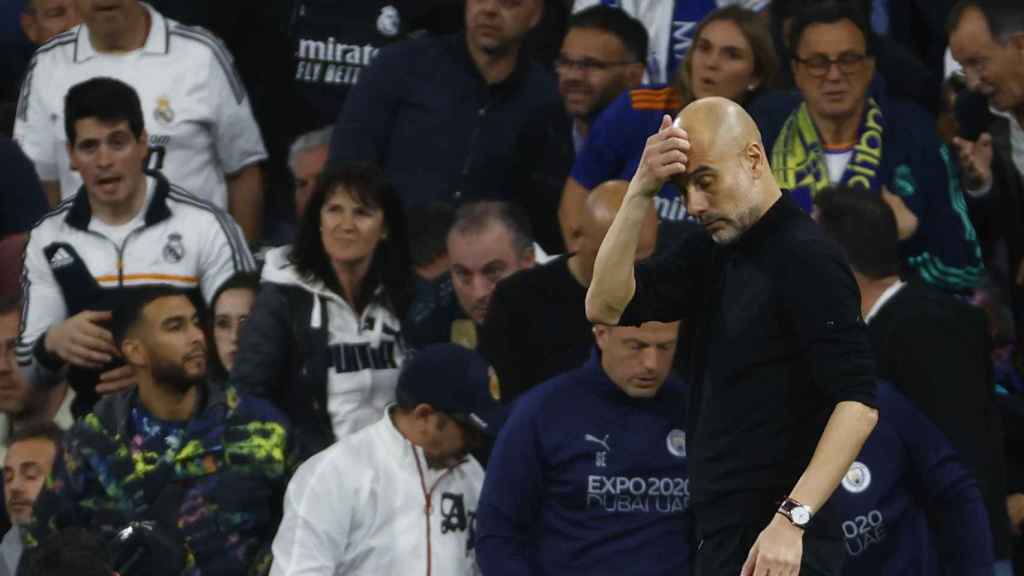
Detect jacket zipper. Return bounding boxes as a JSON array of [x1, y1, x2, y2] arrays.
[[412, 444, 455, 576], [84, 225, 146, 288]]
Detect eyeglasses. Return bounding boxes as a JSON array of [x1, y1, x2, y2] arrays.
[[555, 57, 637, 74], [793, 53, 869, 78]]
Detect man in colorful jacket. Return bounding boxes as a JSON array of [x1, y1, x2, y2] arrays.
[[25, 286, 294, 576]]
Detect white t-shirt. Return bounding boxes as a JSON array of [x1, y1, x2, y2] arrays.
[[14, 2, 267, 208], [825, 148, 854, 184]]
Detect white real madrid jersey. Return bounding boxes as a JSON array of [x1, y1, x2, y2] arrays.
[[14, 2, 267, 209]]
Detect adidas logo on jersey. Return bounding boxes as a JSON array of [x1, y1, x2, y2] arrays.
[[49, 248, 74, 269]]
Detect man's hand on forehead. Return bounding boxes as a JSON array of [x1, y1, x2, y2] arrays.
[[630, 115, 691, 199]]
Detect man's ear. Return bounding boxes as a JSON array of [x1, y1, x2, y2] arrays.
[[121, 337, 147, 368], [66, 142, 79, 173], [20, 12, 38, 45], [592, 324, 610, 351], [1011, 32, 1024, 57], [744, 142, 767, 179], [626, 62, 646, 88], [528, 0, 543, 30], [412, 403, 435, 422], [521, 245, 536, 268]]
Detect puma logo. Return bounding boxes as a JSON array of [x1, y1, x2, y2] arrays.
[[585, 434, 611, 452]]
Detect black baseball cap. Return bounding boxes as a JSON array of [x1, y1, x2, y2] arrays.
[[396, 344, 507, 436]]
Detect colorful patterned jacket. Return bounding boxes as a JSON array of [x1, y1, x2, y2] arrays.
[[25, 382, 294, 575]]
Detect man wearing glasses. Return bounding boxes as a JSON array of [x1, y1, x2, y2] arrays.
[[554, 6, 647, 154], [768, 1, 984, 294]]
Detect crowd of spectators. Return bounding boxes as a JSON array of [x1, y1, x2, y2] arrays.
[[1, 0, 1024, 574]]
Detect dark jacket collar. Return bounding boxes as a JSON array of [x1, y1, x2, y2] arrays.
[[731, 192, 807, 252], [92, 378, 226, 440], [65, 170, 174, 231]]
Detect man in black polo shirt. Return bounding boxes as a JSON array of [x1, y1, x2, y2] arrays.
[[586, 97, 879, 576]]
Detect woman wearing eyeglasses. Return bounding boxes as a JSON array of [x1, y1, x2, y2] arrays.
[[768, 1, 984, 295], [557, 6, 780, 249]]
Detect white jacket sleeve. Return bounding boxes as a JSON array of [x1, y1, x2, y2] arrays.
[[13, 56, 60, 183], [197, 210, 255, 303], [15, 228, 68, 388], [271, 450, 357, 576]]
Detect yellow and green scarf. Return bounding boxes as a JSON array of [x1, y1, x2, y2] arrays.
[[771, 98, 885, 212]]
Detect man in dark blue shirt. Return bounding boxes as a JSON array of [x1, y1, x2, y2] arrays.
[[329, 0, 572, 253], [476, 320, 689, 575], [832, 380, 993, 575]]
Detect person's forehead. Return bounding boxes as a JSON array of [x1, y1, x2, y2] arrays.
[[0, 310, 19, 340], [796, 19, 866, 54], [74, 117, 133, 139], [612, 323, 678, 344], [294, 144, 328, 170], [562, 27, 628, 55], [448, 224, 518, 267], [214, 288, 254, 314], [5, 439, 56, 468], [39, 0, 72, 11], [699, 19, 749, 49], [143, 295, 196, 323], [950, 7, 998, 51]]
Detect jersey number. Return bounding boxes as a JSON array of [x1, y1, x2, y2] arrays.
[[146, 146, 167, 171]]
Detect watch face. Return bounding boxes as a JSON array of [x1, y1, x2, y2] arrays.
[[791, 506, 811, 525]]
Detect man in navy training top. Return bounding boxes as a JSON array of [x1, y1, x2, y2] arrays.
[[476, 319, 689, 575]]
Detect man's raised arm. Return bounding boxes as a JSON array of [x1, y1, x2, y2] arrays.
[[586, 115, 689, 325]]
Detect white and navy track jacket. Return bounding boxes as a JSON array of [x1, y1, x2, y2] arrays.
[[16, 172, 254, 394]]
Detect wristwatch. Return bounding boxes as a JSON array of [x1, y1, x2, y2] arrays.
[[777, 497, 813, 528]]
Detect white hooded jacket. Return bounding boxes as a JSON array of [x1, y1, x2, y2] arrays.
[[260, 246, 405, 441], [271, 408, 485, 576]]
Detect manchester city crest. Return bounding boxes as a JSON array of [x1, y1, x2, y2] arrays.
[[841, 461, 872, 494], [163, 232, 185, 263], [154, 96, 175, 125], [377, 5, 400, 37], [666, 429, 686, 458]]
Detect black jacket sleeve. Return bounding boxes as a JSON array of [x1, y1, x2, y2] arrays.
[[479, 275, 529, 403]]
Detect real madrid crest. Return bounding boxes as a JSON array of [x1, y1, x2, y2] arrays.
[[377, 5, 400, 37], [666, 429, 686, 458], [841, 461, 872, 494], [154, 96, 175, 125], [163, 232, 185, 263]]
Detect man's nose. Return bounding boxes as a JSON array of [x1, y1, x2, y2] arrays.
[[639, 347, 659, 371], [471, 275, 493, 301], [96, 143, 114, 167], [686, 189, 708, 217], [964, 68, 983, 93]]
